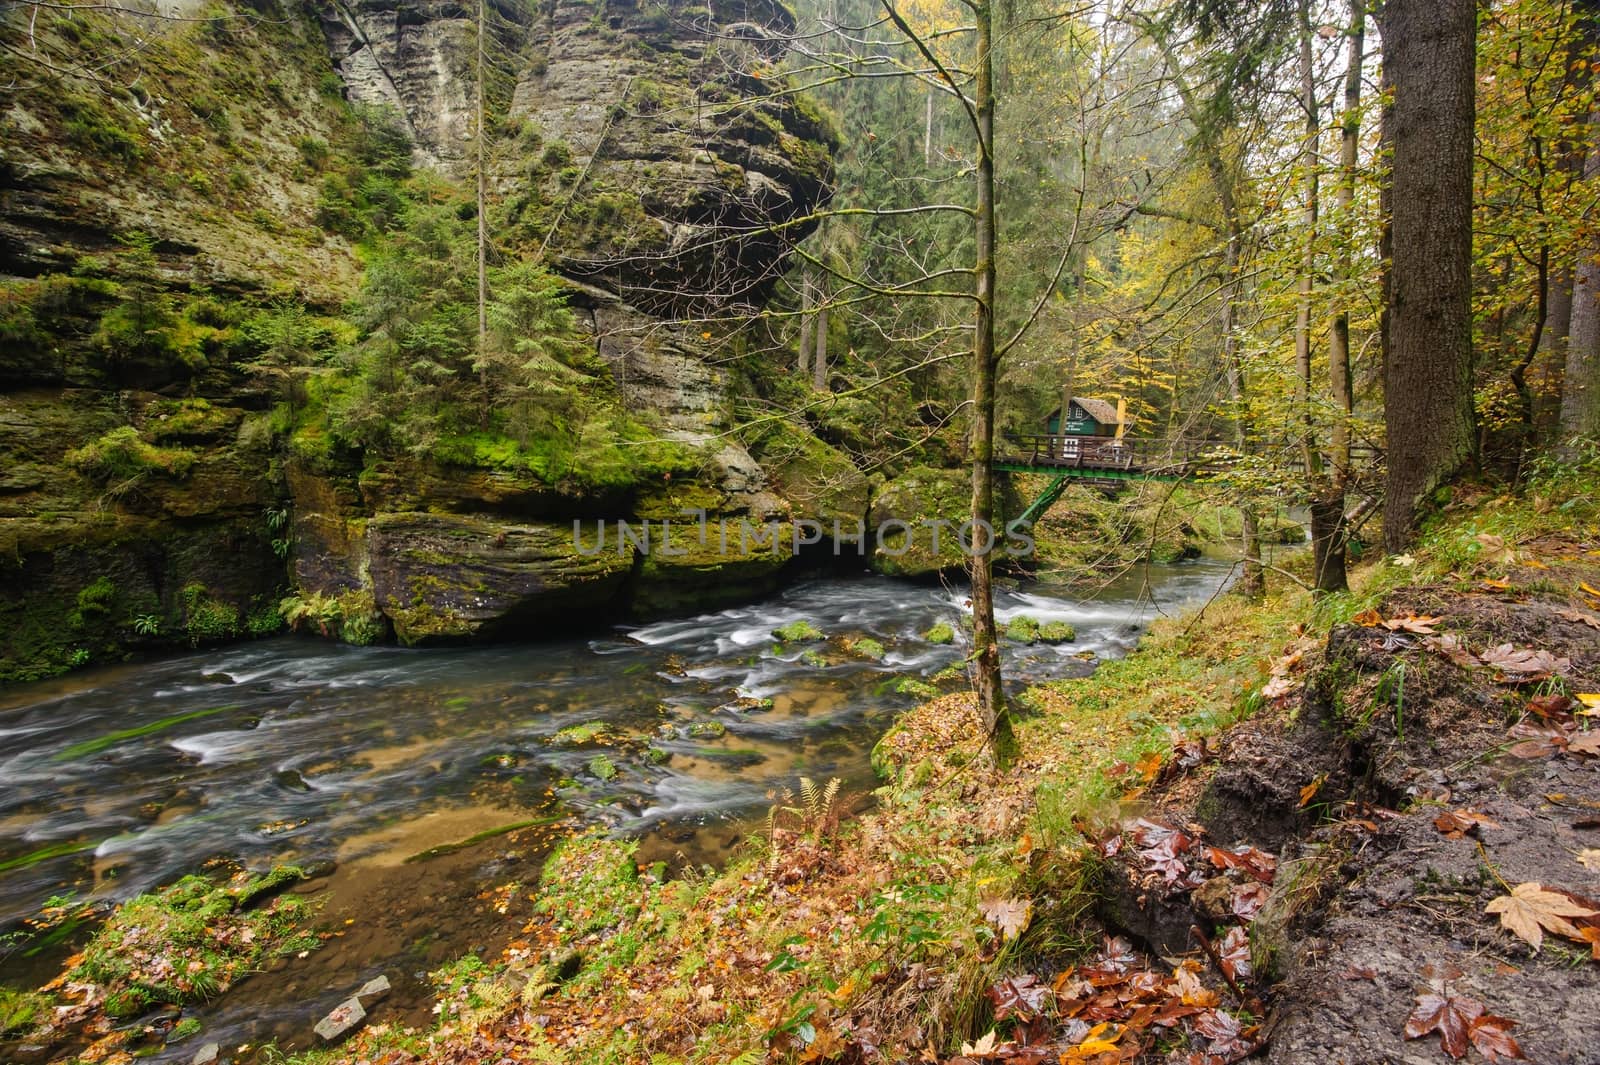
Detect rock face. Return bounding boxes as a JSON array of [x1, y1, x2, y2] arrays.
[[0, 0, 845, 679]]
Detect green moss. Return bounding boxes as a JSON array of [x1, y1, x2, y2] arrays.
[[66, 426, 197, 485], [551, 722, 611, 747], [70, 870, 320, 1015], [54, 705, 238, 761], [923, 622, 955, 644], [535, 836, 642, 939], [687, 720, 726, 739], [772, 620, 824, 642], [0, 987, 52, 1037], [182, 583, 240, 646], [587, 754, 619, 781], [848, 637, 887, 661], [1037, 620, 1076, 644], [894, 676, 940, 699], [169, 1016, 202, 1043], [1004, 615, 1041, 644]]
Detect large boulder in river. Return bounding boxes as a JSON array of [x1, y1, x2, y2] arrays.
[[367, 513, 632, 644], [868, 467, 972, 578]]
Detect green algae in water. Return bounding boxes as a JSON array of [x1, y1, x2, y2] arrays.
[[54, 705, 240, 761], [404, 815, 567, 863], [0, 837, 99, 874]]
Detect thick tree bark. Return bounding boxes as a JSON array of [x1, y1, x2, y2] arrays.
[[1378, 0, 1477, 552], [1315, 0, 1365, 594], [969, 0, 1009, 757], [1561, 109, 1600, 448]]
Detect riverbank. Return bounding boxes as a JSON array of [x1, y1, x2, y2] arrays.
[[259, 461, 1596, 1064], [9, 465, 1595, 1064]]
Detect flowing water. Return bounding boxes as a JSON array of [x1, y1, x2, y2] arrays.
[[0, 557, 1235, 1058]]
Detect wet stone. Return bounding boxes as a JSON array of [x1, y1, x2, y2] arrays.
[[313, 997, 366, 1042], [192, 1043, 220, 1065], [357, 974, 391, 1003]]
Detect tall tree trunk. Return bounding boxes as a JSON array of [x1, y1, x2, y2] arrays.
[[1294, 0, 1321, 482], [970, 0, 1009, 757], [1561, 108, 1600, 448], [476, 0, 488, 362], [1315, 0, 1364, 594], [813, 292, 829, 391], [1149, 22, 1264, 597], [1378, 0, 1477, 552], [1540, 269, 1573, 426], [797, 270, 813, 377], [925, 87, 935, 166]]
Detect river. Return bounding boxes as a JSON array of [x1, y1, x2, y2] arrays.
[[0, 556, 1235, 1058]]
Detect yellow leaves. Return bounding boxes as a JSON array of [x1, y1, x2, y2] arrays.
[[1059, 1021, 1125, 1058], [1173, 963, 1220, 1008], [1352, 608, 1384, 627], [1351, 610, 1441, 634], [1576, 850, 1600, 872], [1576, 694, 1600, 716], [1298, 774, 1326, 809], [1484, 882, 1599, 952], [959, 1029, 999, 1057]]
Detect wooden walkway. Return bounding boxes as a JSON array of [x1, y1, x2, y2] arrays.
[[994, 434, 1235, 481], [995, 433, 1383, 526]]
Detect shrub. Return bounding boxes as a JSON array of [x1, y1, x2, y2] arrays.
[[65, 427, 197, 484]]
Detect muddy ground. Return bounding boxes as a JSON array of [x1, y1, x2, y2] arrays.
[[1099, 557, 1600, 1064]]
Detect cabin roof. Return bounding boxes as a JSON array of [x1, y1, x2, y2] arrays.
[[1048, 397, 1125, 426]]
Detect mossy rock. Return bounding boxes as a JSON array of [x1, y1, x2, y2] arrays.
[[687, 720, 727, 739], [1037, 620, 1077, 644], [868, 466, 971, 578], [847, 637, 887, 661], [894, 676, 940, 699], [772, 619, 824, 642], [923, 622, 955, 645], [551, 722, 611, 747], [586, 754, 619, 781], [1005, 615, 1041, 644]]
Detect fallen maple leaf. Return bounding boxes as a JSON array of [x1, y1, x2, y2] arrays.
[[959, 1029, 999, 1058], [978, 896, 1032, 941], [1468, 1013, 1527, 1063], [1481, 643, 1571, 681], [1352, 608, 1384, 627], [1433, 808, 1501, 839], [1298, 774, 1326, 808], [1485, 882, 1600, 951], [1217, 926, 1252, 981], [1476, 533, 1517, 565], [1405, 991, 1482, 1058], [1577, 693, 1600, 716], [1424, 633, 1481, 669], [1556, 609, 1600, 631], [1382, 613, 1444, 634], [1571, 733, 1600, 757]]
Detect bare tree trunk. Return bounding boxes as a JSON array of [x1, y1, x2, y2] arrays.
[[1315, 0, 1364, 594], [1294, 0, 1320, 481], [1561, 109, 1600, 449], [970, 0, 1009, 759], [925, 87, 935, 166], [1379, 0, 1477, 552], [476, 0, 488, 359], [813, 293, 829, 391], [797, 270, 813, 377]]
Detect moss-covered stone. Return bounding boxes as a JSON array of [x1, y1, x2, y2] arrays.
[[367, 513, 631, 645], [869, 467, 971, 578], [772, 619, 824, 642], [1005, 615, 1041, 644], [923, 622, 955, 644], [1037, 620, 1077, 644], [847, 636, 887, 661]]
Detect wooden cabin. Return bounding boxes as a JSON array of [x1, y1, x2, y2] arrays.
[[1045, 397, 1128, 438]]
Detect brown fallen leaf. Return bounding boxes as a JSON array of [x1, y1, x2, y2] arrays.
[[978, 896, 1032, 941], [1481, 643, 1571, 682], [1352, 608, 1384, 627], [1433, 808, 1501, 840], [1382, 613, 1444, 634], [1298, 774, 1326, 808], [1485, 882, 1600, 951], [1577, 849, 1600, 871], [1404, 991, 1481, 1058], [1566, 732, 1600, 758], [1556, 609, 1600, 631], [1424, 633, 1481, 669], [1468, 1014, 1528, 1063], [1476, 533, 1517, 565]]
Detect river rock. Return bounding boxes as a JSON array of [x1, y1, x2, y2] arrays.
[[367, 513, 633, 644], [313, 997, 366, 1043], [191, 1043, 220, 1065], [356, 974, 391, 1004], [868, 467, 973, 577]]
